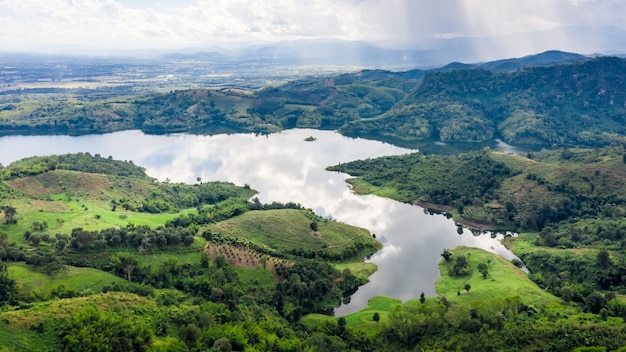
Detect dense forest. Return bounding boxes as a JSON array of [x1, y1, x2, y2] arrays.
[[3, 55, 626, 150]]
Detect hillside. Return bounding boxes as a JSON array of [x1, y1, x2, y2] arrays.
[[341, 56, 626, 146], [0, 153, 382, 351], [278, 141, 624, 350], [4, 53, 626, 350], [206, 209, 376, 256], [4, 54, 626, 150], [329, 146, 626, 230]]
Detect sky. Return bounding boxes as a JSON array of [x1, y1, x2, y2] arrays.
[[0, 0, 625, 58]]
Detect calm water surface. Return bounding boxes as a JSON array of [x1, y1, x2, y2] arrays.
[[0, 129, 518, 314]]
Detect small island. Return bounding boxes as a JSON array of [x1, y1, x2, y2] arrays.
[[304, 136, 317, 142]]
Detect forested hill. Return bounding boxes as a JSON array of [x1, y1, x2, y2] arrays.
[[2, 54, 626, 149], [328, 146, 626, 232], [340, 56, 626, 146]]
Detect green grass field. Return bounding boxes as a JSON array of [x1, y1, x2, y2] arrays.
[[345, 178, 407, 202], [326, 247, 562, 336], [130, 249, 204, 267], [0, 195, 197, 245], [334, 262, 378, 280], [0, 153, 389, 351], [235, 267, 276, 287], [509, 232, 601, 257], [7, 262, 127, 297], [301, 296, 403, 336], [436, 247, 558, 305], [491, 149, 626, 205], [205, 209, 378, 254], [342, 296, 401, 335]]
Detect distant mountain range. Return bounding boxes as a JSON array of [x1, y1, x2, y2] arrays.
[[157, 40, 438, 68], [154, 24, 626, 68], [436, 51, 588, 73], [156, 41, 592, 69]]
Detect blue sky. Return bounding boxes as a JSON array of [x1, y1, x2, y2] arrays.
[[0, 0, 625, 58]]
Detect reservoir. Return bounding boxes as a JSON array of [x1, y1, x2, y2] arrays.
[[0, 128, 518, 314]]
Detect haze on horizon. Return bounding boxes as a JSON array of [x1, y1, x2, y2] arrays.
[[1, 0, 625, 61]]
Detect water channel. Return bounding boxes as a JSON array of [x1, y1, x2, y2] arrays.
[[0, 128, 522, 314]]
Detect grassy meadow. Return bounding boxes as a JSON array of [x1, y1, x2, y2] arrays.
[[204, 208, 377, 254], [435, 246, 558, 305], [7, 263, 126, 297]]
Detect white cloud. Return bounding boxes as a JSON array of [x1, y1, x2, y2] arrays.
[[0, 0, 624, 54]]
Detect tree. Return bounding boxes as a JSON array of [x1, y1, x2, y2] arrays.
[[178, 323, 200, 348], [420, 291, 426, 304], [71, 229, 97, 250], [585, 292, 605, 314], [305, 333, 347, 352], [124, 264, 134, 282], [338, 316, 347, 329], [3, 206, 16, 224], [464, 283, 471, 294], [373, 312, 380, 322], [310, 221, 319, 232], [0, 264, 19, 306], [337, 316, 347, 336], [441, 249, 452, 262], [61, 307, 153, 351], [449, 255, 470, 276], [596, 249, 611, 269], [57, 238, 67, 252], [213, 337, 232, 352], [477, 262, 489, 279]]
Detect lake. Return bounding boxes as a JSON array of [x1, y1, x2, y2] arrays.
[[0, 129, 519, 314]]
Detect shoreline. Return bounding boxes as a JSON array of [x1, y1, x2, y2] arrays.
[[413, 199, 497, 231]]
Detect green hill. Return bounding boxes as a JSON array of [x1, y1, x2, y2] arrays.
[[342, 57, 626, 147], [435, 247, 557, 305], [328, 146, 626, 231], [205, 208, 378, 257], [5, 56, 626, 150], [7, 262, 126, 298]]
